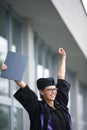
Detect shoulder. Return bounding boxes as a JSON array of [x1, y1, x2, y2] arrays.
[[56, 79, 71, 89]]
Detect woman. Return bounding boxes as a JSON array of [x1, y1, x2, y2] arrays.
[[2, 48, 72, 130]]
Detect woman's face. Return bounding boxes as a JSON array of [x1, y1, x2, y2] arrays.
[[40, 85, 57, 102]]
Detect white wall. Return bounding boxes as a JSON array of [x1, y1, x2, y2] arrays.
[[51, 0, 87, 58]]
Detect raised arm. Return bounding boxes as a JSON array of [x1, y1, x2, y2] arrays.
[[57, 48, 66, 79], [1, 64, 26, 88], [15, 80, 26, 88]]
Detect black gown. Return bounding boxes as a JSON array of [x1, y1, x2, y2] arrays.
[[14, 79, 72, 130]]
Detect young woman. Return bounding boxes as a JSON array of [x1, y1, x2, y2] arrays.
[[2, 48, 72, 130]]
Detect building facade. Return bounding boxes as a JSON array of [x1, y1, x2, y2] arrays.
[[0, 0, 87, 130]]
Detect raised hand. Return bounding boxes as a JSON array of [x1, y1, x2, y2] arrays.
[[57, 48, 66, 79], [1, 64, 7, 71], [58, 48, 66, 59]]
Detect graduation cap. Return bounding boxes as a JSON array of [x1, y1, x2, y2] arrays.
[[37, 77, 55, 90]]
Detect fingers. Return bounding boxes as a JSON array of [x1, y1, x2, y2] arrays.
[[58, 48, 66, 57], [2, 64, 7, 70], [58, 48, 65, 54], [58, 48, 64, 53]]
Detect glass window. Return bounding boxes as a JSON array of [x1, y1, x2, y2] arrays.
[[36, 44, 50, 78], [12, 18, 22, 94], [0, 6, 9, 96], [0, 6, 8, 38], [44, 68, 49, 77], [44, 51, 50, 77], [12, 18, 21, 52], [0, 78, 9, 96], [37, 64, 43, 78], [79, 82, 87, 130], [0, 4, 24, 130], [14, 107, 23, 130], [0, 104, 10, 130]]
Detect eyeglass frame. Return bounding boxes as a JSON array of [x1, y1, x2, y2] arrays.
[[45, 88, 58, 92]]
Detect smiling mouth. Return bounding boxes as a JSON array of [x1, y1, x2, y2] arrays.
[[50, 95, 56, 99]]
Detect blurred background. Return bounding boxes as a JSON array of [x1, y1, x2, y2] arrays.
[[0, 0, 87, 130]]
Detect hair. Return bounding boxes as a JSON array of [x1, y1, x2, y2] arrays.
[[40, 94, 44, 100], [39, 88, 44, 100]]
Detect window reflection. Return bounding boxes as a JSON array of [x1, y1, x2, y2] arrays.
[[0, 105, 10, 130], [37, 65, 49, 79], [37, 64, 43, 79], [0, 78, 9, 96], [0, 4, 24, 130], [14, 107, 23, 130], [0, 36, 9, 96], [44, 68, 49, 77], [13, 18, 21, 52], [0, 36, 8, 66]]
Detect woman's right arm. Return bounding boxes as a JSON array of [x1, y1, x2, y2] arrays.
[[15, 80, 26, 88], [2, 63, 26, 88], [57, 48, 66, 79]]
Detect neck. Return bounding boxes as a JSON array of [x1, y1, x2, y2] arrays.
[[45, 100, 56, 109]]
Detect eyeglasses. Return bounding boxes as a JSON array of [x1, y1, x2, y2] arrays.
[[45, 88, 58, 92]]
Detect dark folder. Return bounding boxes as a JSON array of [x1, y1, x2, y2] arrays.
[[0, 51, 28, 81]]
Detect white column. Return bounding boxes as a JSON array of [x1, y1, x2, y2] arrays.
[[21, 18, 35, 130], [27, 21, 35, 91], [75, 76, 80, 130], [21, 19, 35, 91]]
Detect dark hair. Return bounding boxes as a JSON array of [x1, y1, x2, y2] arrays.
[[40, 94, 44, 100]]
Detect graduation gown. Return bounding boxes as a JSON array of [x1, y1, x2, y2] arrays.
[[14, 79, 72, 130]]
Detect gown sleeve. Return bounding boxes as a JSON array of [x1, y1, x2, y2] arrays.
[[14, 85, 39, 120], [55, 79, 71, 106]]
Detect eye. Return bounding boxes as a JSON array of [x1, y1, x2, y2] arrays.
[[46, 88, 58, 92]]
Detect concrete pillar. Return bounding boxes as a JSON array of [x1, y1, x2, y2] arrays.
[[21, 18, 35, 130], [67, 72, 79, 130], [21, 18, 35, 91]]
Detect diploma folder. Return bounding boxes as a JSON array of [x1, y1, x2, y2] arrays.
[[1, 51, 28, 81]]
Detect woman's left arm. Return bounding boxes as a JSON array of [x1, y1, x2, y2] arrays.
[[56, 48, 70, 106]]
